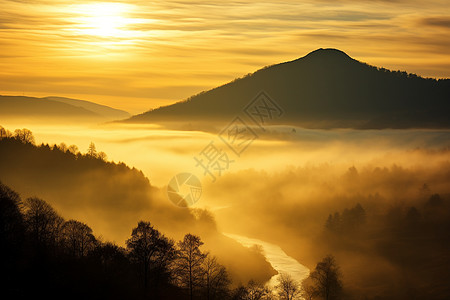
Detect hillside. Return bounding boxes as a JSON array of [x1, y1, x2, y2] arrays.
[[44, 96, 130, 119], [126, 49, 450, 129], [0, 128, 275, 285], [0, 95, 129, 122]]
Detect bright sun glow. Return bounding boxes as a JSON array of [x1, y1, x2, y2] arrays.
[[71, 3, 144, 38]]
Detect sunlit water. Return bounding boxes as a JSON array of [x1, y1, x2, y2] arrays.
[[224, 233, 309, 287]]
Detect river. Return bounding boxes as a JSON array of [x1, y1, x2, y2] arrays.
[[224, 233, 310, 287]]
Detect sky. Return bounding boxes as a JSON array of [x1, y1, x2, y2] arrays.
[[1, 0, 449, 113]]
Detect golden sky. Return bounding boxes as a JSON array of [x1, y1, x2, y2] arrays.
[[1, 0, 449, 113]]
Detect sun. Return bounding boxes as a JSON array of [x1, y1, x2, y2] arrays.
[[71, 3, 141, 38], [83, 4, 125, 37]]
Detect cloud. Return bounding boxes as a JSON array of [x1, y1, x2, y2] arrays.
[[1, 0, 449, 111], [421, 16, 450, 28]]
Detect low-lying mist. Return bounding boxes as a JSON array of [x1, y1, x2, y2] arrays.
[[201, 148, 450, 299], [2, 119, 449, 188], [1, 120, 449, 298]]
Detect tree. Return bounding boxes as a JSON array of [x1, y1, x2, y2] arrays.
[[308, 255, 342, 300], [14, 128, 35, 144], [405, 206, 421, 227], [98, 151, 107, 161], [231, 286, 249, 300], [325, 212, 341, 233], [126, 221, 176, 290], [427, 193, 443, 207], [326, 204, 366, 233], [58, 142, 68, 152], [23, 197, 64, 251], [0, 126, 13, 140], [0, 182, 25, 259], [68, 144, 79, 154], [62, 220, 97, 257], [87, 142, 97, 157], [89, 241, 132, 295], [276, 273, 301, 300], [0, 182, 25, 295], [0, 126, 8, 139], [174, 233, 207, 300], [245, 280, 272, 300], [301, 279, 318, 300], [202, 253, 231, 300], [341, 203, 366, 231]]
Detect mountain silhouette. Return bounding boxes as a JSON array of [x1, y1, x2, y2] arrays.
[[0, 95, 129, 122], [125, 48, 450, 129], [44, 96, 130, 119]]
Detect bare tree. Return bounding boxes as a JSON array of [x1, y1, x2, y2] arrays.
[[62, 220, 97, 257], [68, 144, 79, 154], [0, 126, 12, 139], [276, 273, 301, 300], [23, 197, 64, 250], [301, 278, 318, 300], [58, 142, 68, 152], [97, 151, 107, 161], [309, 255, 343, 300], [202, 253, 231, 300], [245, 280, 272, 300], [14, 128, 35, 144], [173, 233, 207, 300], [231, 286, 249, 300], [126, 221, 176, 289]]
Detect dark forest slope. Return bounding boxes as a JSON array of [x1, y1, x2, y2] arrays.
[[126, 49, 450, 129]]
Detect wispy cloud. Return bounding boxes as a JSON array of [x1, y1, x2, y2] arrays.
[[0, 0, 449, 112], [421, 16, 450, 28]]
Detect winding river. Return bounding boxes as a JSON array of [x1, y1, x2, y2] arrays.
[[224, 233, 310, 287]]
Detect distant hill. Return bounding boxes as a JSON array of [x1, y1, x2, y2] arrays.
[[125, 48, 450, 129], [44, 96, 130, 120], [0, 95, 129, 122]]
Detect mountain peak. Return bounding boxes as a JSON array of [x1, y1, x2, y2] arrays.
[[125, 48, 449, 130], [303, 48, 353, 61], [305, 48, 351, 59], [284, 48, 354, 68]]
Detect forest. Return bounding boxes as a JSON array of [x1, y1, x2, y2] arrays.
[[1, 126, 450, 299], [0, 126, 344, 300], [1, 180, 339, 300]]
